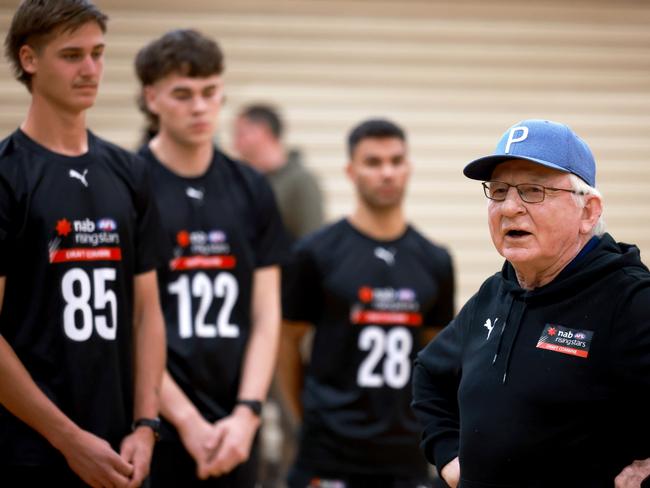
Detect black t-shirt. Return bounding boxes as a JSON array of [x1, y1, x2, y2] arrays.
[[139, 146, 289, 428], [283, 219, 455, 477], [0, 129, 167, 466]]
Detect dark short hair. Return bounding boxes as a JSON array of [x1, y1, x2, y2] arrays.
[[239, 104, 283, 139], [347, 118, 406, 157], [134, 29, 224, 142], [135, 29, 224, 86], [5, 0, 108, 89]]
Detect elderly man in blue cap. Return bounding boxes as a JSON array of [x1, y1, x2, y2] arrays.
[[412, 120, 650, 488]]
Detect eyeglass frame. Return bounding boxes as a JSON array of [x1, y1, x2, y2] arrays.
[[481, 180, 585, 204]]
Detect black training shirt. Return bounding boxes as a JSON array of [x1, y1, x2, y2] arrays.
[[0, 129, 167, 466], [140, 146, 289, 428], [283, 219, 454, 476]]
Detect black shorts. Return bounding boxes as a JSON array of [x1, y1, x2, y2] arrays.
[[287, 465, 437, 488], [150, 438, 259, 488]]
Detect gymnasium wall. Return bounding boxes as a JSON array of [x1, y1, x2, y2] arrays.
[[1, 0, 649, 306]]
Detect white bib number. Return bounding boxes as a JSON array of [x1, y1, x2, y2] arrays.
[[168, 271, 240, 339], [62, 268, 117, 341], [357, 326, 412, 389]]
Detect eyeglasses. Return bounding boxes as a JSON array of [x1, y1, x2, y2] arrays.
[[482, 181, 584, 203]]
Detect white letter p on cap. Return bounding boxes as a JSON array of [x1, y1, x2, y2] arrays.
[[505, 126, 529, 154]]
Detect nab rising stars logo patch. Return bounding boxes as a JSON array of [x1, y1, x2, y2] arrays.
[[537, 324, 594, 358]]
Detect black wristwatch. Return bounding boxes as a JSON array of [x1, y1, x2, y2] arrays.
[[235, 399, 263, 417], [132, 417, 161, 440]]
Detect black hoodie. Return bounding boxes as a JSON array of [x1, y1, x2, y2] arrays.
[[413, 234, 650, 488]]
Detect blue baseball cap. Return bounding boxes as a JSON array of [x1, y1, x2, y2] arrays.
[[463, 119, 596, 187]]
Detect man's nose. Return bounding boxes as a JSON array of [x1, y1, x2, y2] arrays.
[[499, 186, 526, 214], [79, 54, 100, 77], [192, 95, 208, 112], [380, 163, 396, 178]]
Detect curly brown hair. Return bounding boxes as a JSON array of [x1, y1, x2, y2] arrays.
[[134, 29, 224, 143]]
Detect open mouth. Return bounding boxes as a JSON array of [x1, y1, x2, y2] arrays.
[[506, 230, 532, 238]]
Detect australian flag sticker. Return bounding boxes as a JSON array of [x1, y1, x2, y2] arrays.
[[536, 324, 594, 358]]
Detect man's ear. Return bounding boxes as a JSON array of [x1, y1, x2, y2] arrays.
[[19, 45, 38, 75], [580, 194, 603, 235], [143, 85, 158, 114], [345, 160, 355, 183]]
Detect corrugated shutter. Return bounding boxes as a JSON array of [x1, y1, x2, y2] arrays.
[[1, 0, 648, 306]]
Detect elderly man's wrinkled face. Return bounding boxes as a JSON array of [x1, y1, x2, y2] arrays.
[[488, 159, 585, 273]]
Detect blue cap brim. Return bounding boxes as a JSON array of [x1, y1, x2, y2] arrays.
[[463, 155, 572, 181]]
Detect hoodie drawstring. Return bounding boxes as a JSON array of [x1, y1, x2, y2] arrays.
[[501, 310, 523, 384], [492, 293, 515, 366], [491, 291, 524, 384]]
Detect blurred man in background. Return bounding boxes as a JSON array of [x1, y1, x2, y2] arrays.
[[233, 104, 324, 240], [135, 29, 289, 487], [279, 118, 455, 488]]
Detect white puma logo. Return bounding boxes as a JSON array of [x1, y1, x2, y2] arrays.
[[69, 169, 89, 187], [484, 317, 498, 340], [186, 187, 204, 200], [374, 247, 396, 266]]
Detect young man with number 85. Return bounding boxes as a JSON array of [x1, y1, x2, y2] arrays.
[[0, 1, 168, 486]]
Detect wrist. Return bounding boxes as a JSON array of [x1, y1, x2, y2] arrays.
[[233, 401, 262, 427], [132, 417, 161, 441], [48, 420, 83, 454], [234, 399, 262, 416], [174, 407, 203, 434], [131, 424, 157, 445]]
